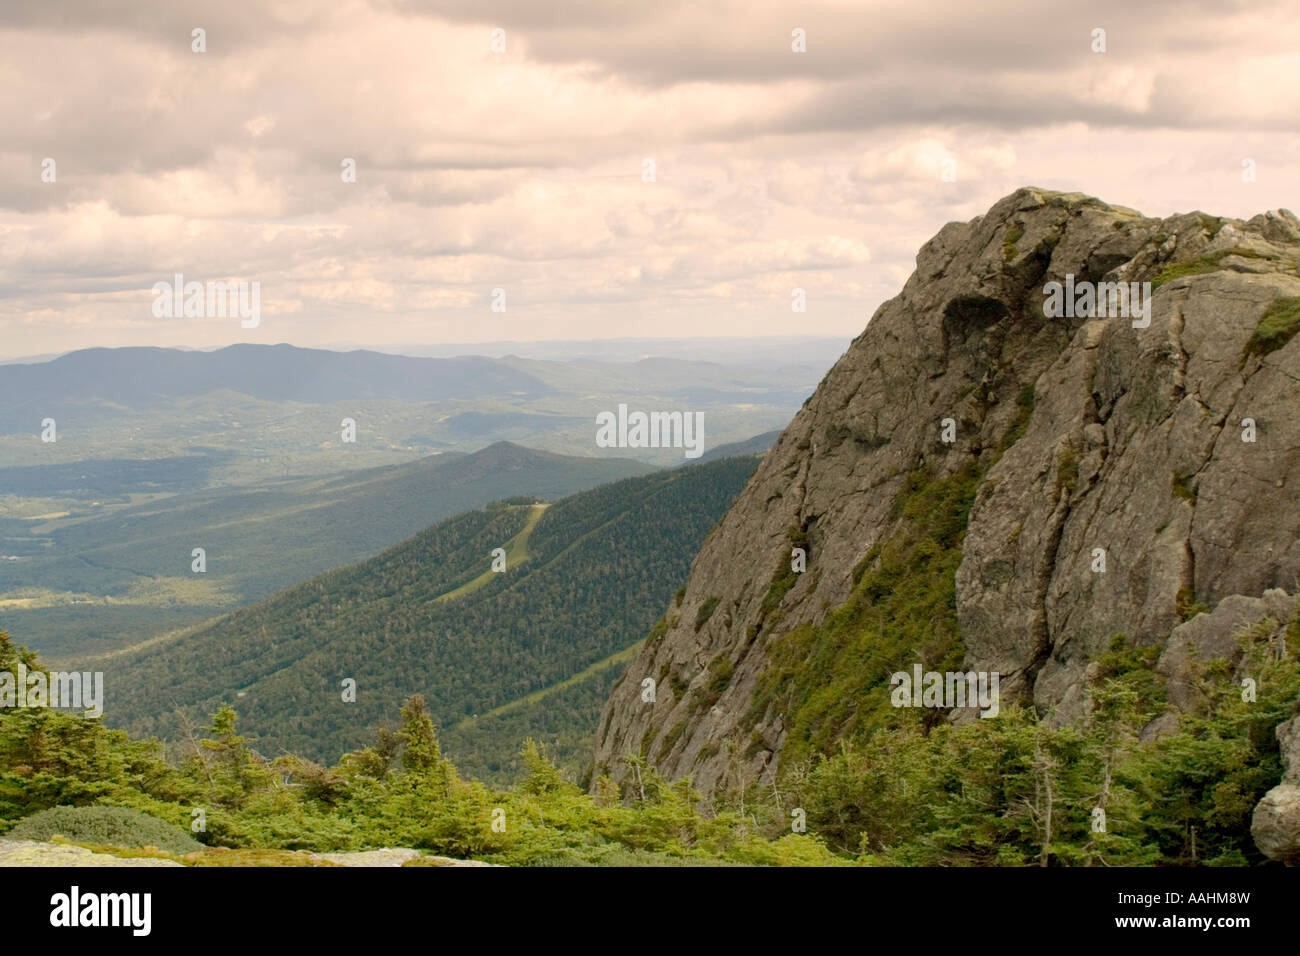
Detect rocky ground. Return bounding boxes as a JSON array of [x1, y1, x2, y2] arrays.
[[0, 840, 183, 866], [0, 839, 496, 867]]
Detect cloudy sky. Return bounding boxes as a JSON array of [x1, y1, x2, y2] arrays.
[[2, 0, 1298, 358]]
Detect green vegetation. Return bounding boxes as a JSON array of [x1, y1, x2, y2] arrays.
[[1176, 587, 1211, 621], [1055, 446, 1080, 497], [8, 805, 202, 854], [0, 632, 845, 866], [101, 457, 760, 765], [695, 596, 721, 630], [0, 444, 654, 660], [751, 462, 982, 765], [442, 642, 641, 785], [1243, 296, 1300, 360], [1002, 223, 1025, 262], [750, 524, 810, 640], [436, 503, 548, 602], [789, 621, 1299, 865], [455, 641, 641, 728], [5, 600, 1295, 866], [1151, 246, 1277, 289]]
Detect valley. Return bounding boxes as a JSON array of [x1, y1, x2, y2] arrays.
[[0, 341, 810, 660], [0, 442, 654, 660]]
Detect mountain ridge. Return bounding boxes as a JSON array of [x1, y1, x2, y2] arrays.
[[0, 344, 552, 415], [592, 187, 1300, 862]]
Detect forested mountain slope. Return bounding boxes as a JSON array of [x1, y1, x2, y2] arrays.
[[1, 442, 652, 659], [104, 455, 760, 764]]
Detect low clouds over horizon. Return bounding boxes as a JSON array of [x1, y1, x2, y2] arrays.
[[2, 0, 1298, 357]]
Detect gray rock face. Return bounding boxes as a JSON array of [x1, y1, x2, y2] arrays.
[[1155, 590, 1297, 711], [315, 848, 496, 867], [1251, 785, 1300, 864], [1253, 715, 1300, 863], [592, 188, 1300, 816], [315, 848, 423, 866], [0, 840, 497, 867]]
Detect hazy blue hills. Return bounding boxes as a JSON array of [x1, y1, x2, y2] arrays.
[[0, 344, 550, 421], [0, 343, 811, 480]]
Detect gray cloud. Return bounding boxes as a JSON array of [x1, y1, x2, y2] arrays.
[[0, 0, 1296, 357]]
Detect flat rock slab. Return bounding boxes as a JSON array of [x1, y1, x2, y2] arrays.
[[314, 849, 497, 867], [314, 848, 422, 867], [0, 840, 496, 868], [0, 839, 183, 867], [402, 855, 497, 867]]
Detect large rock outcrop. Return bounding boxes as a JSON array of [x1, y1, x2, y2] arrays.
[[592, 188, 1300, 848], [1253, 715, 1300, 863]]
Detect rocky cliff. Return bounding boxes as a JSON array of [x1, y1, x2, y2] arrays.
[[593, 188, 1300, 860]]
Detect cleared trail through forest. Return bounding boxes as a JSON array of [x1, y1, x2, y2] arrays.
[[434, 503, 548, 603]]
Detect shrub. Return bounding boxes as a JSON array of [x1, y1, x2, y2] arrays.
[[694, 596, 720, 631], [9, 805, 202, 854], [1151, 246, 1273, 289], [1176, 587, 1211, 621], [1243, 297, 1300, 360], [1002, 223, 1025, 262]]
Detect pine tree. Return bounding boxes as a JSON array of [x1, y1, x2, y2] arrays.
[[398, 695, 442, 773]]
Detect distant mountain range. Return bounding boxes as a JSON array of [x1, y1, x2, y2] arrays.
[[374, 335, 852, 368], [0, 336, 851, 370], [0, 343, 816, 470], [0, 344, 551, 416]]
